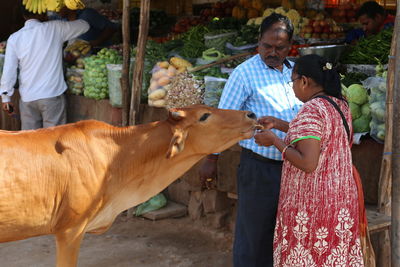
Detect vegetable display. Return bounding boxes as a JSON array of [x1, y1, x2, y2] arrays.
[[83, 48, 122, 100], [340, 28, 393, 65]]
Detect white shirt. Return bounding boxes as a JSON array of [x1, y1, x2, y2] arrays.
[[0, 19, 89, 102]]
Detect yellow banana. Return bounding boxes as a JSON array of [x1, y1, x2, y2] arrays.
[[65, 0, 85, 10], [46, 0, 61, 11]]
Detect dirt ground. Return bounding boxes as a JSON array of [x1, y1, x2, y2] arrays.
[[0, 215, 234, 267]]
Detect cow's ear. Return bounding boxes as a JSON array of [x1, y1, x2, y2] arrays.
[[168, 110, 184, 122], [166, 128, 188, 158]]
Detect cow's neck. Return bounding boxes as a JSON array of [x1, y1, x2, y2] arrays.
[[96, 121, 204, 217]]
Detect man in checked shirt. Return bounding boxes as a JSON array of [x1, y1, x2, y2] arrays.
[[200, 13, 302, 267]]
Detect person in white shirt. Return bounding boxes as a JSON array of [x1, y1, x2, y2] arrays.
[[0, 5, 89, 130]]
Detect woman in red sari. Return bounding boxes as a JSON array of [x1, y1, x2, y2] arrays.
[[254, 54, 365, 266]]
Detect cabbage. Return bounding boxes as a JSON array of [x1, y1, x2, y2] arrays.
[[349, 102, 361, 120], [361, 103, 371, 119], [347, 84, 368, 105], [352, 115, 371, 133]]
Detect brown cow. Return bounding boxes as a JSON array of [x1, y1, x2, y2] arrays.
[[0, 104, 259, 267]]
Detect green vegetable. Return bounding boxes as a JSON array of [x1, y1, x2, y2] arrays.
[[349, 102, 361, 120], [353, 115, 371, 133], [202, 48, 224, 61], [340, 28, 393, 64], [346, 84, 368, 105], [340, 72, 369, 87], [361, 103, 371, 119]]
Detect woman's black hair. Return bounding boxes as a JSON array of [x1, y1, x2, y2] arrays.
[[260, 13, 294, 41], [294, 54, 345, 100]]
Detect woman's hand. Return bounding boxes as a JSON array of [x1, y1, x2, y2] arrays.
[[257, 116, 276, 130], [257, 116, 289, 133], [254, 129, 278, 147]]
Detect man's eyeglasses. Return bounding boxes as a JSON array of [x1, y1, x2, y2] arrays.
[[287, 76, 301, 87]]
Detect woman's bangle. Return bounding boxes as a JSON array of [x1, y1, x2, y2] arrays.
[[282, 144, 292, 160]]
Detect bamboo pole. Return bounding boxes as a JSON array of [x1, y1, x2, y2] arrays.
[[121, 0, 130, 126], [378, 0, 398, 217], [188, 52, 253, 73], [129, 0, 150, 125], [392, 4, 400, 266]]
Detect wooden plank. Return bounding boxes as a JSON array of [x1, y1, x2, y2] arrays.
[[141, 201, 187, 221], [121, 0, 131, 127], [367, 208, 391, 234], [130, 0, 150, 125]]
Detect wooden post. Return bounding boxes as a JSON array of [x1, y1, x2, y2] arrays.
[[392, 6, 400, 266], [378, 31, 395, 216], [129, 0, 150, 125], [121, 0, 131, 127]]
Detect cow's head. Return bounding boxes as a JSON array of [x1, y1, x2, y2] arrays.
[[166, 105, 260, 158]]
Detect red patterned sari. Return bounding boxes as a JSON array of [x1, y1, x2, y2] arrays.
[[273, 97, 364, 266]]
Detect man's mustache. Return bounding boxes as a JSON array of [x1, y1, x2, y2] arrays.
[[266, 56, 279, 61]]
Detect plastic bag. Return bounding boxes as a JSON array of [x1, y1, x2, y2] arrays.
[[66, 67, 85, 95], [225, 42, 257, 55], [204, 31, 237, 53], [135, 193, 167, 216], [203, 76, 227, 108], [363, 76, 386, 142], [107, 64, 123, 107]]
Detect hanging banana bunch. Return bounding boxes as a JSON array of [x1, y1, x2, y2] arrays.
[[23, 0, 85, 14], [64, 0, 85, 10]]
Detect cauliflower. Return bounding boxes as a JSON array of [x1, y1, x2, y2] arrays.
[[247, 18, 256, 25], [254, 16, 265, 25], [346, 84, 368, 105], [286, 9, 301, 26], [274, 7, 287, 16], [262, 8, 275, 17]]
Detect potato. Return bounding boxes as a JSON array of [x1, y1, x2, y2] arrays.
[[158, 76, 171, 86], [149, 80, 159, 92], [157, 61, 170, 69], [148, 88, 167, 101], [152, 99, 167, 108], [167, 65, 177, 77], [152, 69, 168, 80]]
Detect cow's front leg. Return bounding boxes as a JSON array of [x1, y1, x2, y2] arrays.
[[55, 225, 86, 267]]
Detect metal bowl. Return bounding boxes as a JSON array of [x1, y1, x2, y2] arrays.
[[297, 44, 347, 63]]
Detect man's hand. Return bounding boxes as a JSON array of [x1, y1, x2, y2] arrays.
[[254, 129, 278, 147], [2, 102, 14, 114], [198, 155, 218, 190]]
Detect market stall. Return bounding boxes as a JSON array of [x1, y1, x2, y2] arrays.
[[0, 0, 397, 264]]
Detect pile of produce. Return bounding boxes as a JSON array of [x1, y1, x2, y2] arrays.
[[180, 25, 210, 59], [342, 83, 370, 133], [230, 24, 259, 47], [165, 72, 204, 109], [199, 1, 236, 21], [66, 68, 84, 95], [64, 39, 91, 59], [83, 48, 122, 100], [148, 57, 192, 108], [204, 30, 237, 53], [363, 69, 387, 141], [203, 76, 227, 107], [340, 28, 393, 65]]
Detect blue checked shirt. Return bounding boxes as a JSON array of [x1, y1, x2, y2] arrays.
[[218, 54, 302, 161]]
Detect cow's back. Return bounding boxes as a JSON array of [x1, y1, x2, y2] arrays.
[[0, 121, 109, 242]]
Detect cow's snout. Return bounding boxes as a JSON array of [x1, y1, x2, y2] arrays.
[[247, 112, 256, 120]]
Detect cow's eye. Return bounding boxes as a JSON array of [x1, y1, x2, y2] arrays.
[[199, 113, 211, 122]]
